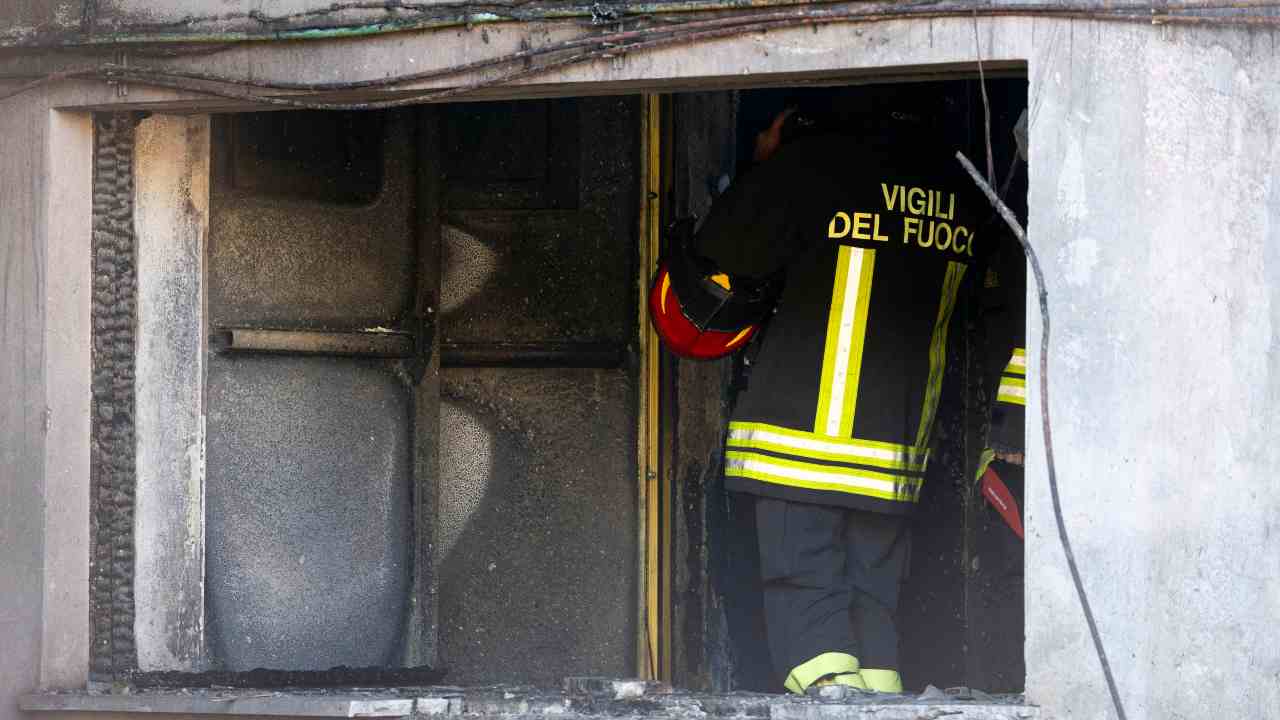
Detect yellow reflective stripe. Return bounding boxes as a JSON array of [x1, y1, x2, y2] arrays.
[[814, 246, 875, 437], [998, 367, 1027, 405], [914, 262, 967, 450], [727, 421, 927, 472], [1003, 348, 1027, 376], [725, 450, 920, 502], [783, 652, 860, 695], [732, 421, 918, 453], [997, 388, 1027, 406]]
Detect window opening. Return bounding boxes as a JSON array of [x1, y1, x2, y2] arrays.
[[107, 76, 1028, 700]]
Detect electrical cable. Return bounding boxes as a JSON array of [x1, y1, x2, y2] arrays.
[[956, 151, 1128, 720], [5, 0, 1279, 49], [5, 1, 1280, 108], [971, 12, 996, 185]]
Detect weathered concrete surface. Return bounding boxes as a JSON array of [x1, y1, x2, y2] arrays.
[[21, 691, 416, 717], [204, 355, 413, 670], [0, 1, 820, 47], [0, 92, 52, 720], [20, 685, 1038, 720], [0, 1, 82, 40], [1023, 25, 1280, 720], [207, 112, 415, 331], [133, 114, 210, 672], [438, 369, 637, 686], [201, 108, 417, 671], [0, 81, 197, 720], [40, 109, 94, 690], [3, 11, 1280, 720], [433, 96, 640, 686]]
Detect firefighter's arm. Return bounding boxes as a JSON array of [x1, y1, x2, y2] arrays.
[[693, 138, 821, 281]]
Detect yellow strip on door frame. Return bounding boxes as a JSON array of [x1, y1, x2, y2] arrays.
[[637, 93, 665, 682]]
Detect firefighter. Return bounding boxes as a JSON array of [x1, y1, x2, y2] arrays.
[[651, 98, 1002, 694]]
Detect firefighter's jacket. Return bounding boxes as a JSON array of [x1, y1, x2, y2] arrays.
[[697, 131, 1000, 515]]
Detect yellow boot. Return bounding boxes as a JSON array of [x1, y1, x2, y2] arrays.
[[858, 669, 903, 694], [782, 652, 861, 695]]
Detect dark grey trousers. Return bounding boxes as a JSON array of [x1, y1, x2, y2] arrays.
[[755, 497, 911, 683]]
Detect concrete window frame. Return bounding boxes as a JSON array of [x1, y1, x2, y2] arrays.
[[15, 15, 1280, 720], [29, 20, 1035, 699]]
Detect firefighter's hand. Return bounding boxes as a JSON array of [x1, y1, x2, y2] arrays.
[[753, 108, 795, 164]]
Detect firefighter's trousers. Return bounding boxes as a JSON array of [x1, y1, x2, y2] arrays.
[[754, 497, 911, 693]]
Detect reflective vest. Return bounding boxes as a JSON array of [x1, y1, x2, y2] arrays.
[[697, 132, 996, 514]]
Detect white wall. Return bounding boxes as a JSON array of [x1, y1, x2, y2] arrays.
[[1024, 25, 1280, 719]]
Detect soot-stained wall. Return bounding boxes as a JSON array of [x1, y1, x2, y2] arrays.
[[201, 97, 640, 682], [435, 96, 640, 686], [205, 111, 417, 671]]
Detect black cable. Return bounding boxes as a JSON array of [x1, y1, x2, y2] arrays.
[[7, 1, 1280, 108], [956, 151, 1128, 720], [970, 12, 996, 185], [6, 0, 1279, 50]]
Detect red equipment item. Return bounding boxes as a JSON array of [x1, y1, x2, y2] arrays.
[[648, 263, 759, 360], [981, 465, 1024, 540]]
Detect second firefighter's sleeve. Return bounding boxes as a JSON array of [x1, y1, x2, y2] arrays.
[[984, 234, 1027, 458]]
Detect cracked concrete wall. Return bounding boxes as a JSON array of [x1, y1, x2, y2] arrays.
[[3, 14, 1280, 720]]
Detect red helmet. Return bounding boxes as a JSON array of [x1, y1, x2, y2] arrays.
[[647, 222, 779, 360], [648, 263, 760, 360]]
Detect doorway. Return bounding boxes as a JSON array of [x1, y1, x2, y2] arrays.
[[663, 78, 1029, 694]]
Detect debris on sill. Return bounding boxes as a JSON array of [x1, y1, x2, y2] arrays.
[[22, 678, 1037, 719]]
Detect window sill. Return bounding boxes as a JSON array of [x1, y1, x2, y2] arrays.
[[21, 682, 1039, 720]]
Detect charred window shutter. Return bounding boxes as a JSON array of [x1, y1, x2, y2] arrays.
[[434, 98, 640, 686], [204, 111, 421, 671]]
